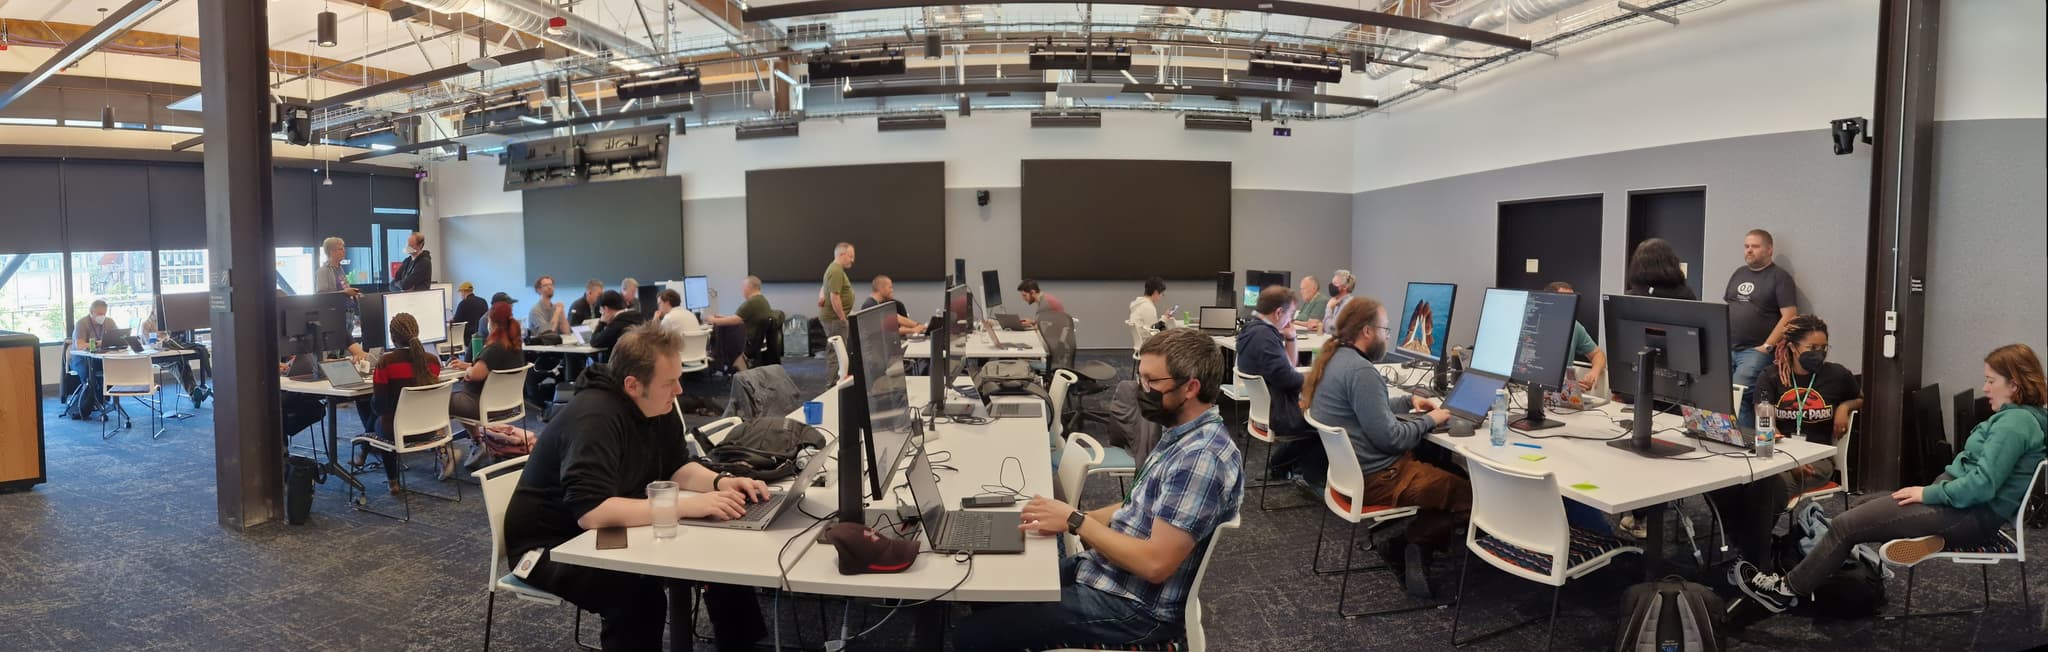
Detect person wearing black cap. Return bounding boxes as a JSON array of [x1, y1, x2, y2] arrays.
[[480, 291, 519, 341], [588, 290, 645, 353]]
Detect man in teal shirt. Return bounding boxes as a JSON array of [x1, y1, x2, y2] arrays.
[[1295, 276, 1329, 331], [1546, 282, 1606, 392]]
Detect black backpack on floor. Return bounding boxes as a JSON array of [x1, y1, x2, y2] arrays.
[[1615, 576, 1725, 652]]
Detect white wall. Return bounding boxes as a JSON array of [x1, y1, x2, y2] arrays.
[[1934, 0, 2048, 121]]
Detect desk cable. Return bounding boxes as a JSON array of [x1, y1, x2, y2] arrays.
[[832, 553, 977, 647], [976, 456, 1028, 502]]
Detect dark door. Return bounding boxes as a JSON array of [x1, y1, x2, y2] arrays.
[[1626, 188, 1706, 299], [1497, 195, 1603, 337]]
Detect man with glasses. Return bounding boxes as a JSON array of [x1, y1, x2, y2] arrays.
[[954, 328, 1244, 651]]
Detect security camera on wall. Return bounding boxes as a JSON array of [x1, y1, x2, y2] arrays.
[[976, 190, 990, 206], [1830, 117, 1871, 155]]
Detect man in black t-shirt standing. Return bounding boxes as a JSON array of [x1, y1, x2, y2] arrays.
[[503, 324, 770, 651], [1725, 229, 1800, 428]]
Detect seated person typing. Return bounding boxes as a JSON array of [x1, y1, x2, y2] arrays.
[[860, 275, 927, 336], [360, 312, 447, 492], [503, 324, 771, 651], [450, 302, 523, 474], [953, 328, 1244, 651]]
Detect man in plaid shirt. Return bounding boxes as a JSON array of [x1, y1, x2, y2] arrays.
[[955, 328, 1244, 651]]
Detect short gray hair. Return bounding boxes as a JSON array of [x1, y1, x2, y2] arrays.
[[322, 236, 344, 251], [1332, 269, 1355, 290], [834, 242, 854, 256], [743, 275, 762, 291]]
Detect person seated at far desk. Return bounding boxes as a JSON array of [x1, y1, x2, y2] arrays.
[[1129, 277, 1167, 329], [1707, 315, 1861, 565], [706, 276, 776, 367], [65, 299, 114, 417], [1014, 279, 1065, 330], [568, 278, 606, 326], [357, 312, 453, 492], [1238, 286, 1321, 488], [504, 324, 771, 651], [140, 308, 213, 407], [861, 274, 927, 337], [588, 290, 645, 353], [1303, 297, 1461, 596], [954, 328, 1244, 652], [654, 288, 700, 334], [1544, 282, 1607, 394], [1294, 275, 1328, 332], [451, 302, 524, 475]]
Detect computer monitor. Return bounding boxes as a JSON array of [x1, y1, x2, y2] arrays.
[[953, 258, 967, 287], [1214, 271, 1235, 309], [156, 292, 211, 333], [381, 289, 450, 347], [981, 270, 1004, 309], [1391, 282, 1458, 363], [682, 276, 710, 311], [277, 292, 353, 358], [945, 284, 977, 352], [357, 292, 387, 350], [1242, 269, 1265, 307], [637, 284, 662, 317], [428, 282, 455, 316], [1602, 294, 1735, 458], [1468, 288, 1579, 431], [1198, 307, 1238, 331], [843, 302, 918, 509]]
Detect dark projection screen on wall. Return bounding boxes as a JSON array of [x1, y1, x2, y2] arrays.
[[522, 175, 684, 284], [746, 162, 946, 283], [1022, 160, 1231, 280]]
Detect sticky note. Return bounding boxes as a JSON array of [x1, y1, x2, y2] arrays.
[[1570, 483, 1599, 491], [1519, 453, 1547, 462]]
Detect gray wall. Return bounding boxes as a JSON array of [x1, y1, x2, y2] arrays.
[[1924, 118, 2048, 404], [446, 187, 1353, 350], [1353, 128, 1873, 372]]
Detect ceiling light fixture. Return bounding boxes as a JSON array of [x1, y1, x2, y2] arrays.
[[316, 9, 338, 47], [97, 8, 112, 130]]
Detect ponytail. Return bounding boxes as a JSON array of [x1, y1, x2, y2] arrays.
[[1301, 296, 1384, 411]]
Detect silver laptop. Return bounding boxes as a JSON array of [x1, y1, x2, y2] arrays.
[[321, 360, 372, 391], [568, 324, 594, 345], [681, 442, 831, 531], [906, 445, 1025, 554], [993, 313, 1031, 331], [1198, 307, 1238, 336]]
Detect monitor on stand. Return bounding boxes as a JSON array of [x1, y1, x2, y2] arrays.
[[843, 302, 917, 509], [953, 259, 967, 288], [357, 292, 387, 351], [981, 270, 1004, 312], [927, 311, 948, 432], [1468, 288, 1579, 431], [682, 276, 710, 312], [1391, 282, 1459, 366], [1241, 269, 1265, 308], [1601, 294, 1735, 458], [1214, 271, 1235, 309], [381, 289, 450, 347], [277, 292, 353, 360]]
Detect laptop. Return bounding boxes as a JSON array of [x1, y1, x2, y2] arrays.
[[992, 313, 1031, 331], [1197, 307, 1238, 337], [567, 324, 594, 345], [97, 328, 133, 352], [284, 355, 319, 382], [905, 445, 1026, 554], [320, 360, 373, 392], [1682, 406, 1749, 449], [682, 443, 831, 531], [1432, 371, 1506, 434]]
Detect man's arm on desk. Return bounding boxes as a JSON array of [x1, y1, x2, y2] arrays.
[[1019, 496, 1196, 584]]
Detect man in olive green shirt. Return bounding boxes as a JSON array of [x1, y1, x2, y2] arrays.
[[1295, 275, 1329, 330], [819, 243, 857, 380]]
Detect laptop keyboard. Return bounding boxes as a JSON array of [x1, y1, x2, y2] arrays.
[[734, 494, 786, 523], [991, 403, 1043, 419], [944, 513, 994, 548]]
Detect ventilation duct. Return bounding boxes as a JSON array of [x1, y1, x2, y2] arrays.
[[1365, 0, 1588, 78], [1031, 110, 1100, 128], [402, 0, 661, 66]]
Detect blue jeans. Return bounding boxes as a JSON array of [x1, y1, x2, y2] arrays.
[[953, 556, 1178, 651], [1731, 348, 1772, 428]]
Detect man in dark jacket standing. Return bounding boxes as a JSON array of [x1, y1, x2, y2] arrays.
[[392, 232, 432, 291], [1238, 286, 1322, 488], [504, 324, 770, 650]]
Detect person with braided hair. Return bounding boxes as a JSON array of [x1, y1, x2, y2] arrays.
[[360, 311, 449, 494], [1706, 314, 1862, 565]]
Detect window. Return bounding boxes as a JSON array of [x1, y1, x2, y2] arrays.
[[275, 247, 317, 294], [342, 246, 378, 285], [158, 249, 210, 294], [0, 253, 68, 342], [69, 251, 155, 335]]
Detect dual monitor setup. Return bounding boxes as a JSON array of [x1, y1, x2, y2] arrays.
[[272, 288, 456, 380]]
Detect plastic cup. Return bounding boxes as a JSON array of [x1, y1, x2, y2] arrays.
[[647, 481, 678, 540], [803, 401, 824, 425]]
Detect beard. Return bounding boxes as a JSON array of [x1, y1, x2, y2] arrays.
[[1364, 339, 1389, 362]]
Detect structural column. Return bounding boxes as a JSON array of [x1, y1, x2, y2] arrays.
[[1859, 0, 1940, 490], [199, 0, 284, 528]]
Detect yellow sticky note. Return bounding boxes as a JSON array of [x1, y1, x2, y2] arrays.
[[1519, 453, 1547, 462], [1570, 483, 1599, 491]]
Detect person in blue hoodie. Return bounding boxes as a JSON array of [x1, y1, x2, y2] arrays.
[[1735, 343, 2048, 614], [1237, 286, 1321, 487]]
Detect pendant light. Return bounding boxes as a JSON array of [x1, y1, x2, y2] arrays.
[[316, 0, 338, 48], [98, 8, 113, 129]]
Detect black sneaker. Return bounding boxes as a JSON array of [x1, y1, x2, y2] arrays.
[[1729, 560, 1798, 613], [1374, 535, 1408, 580], [1401, 544, 1432, 598]]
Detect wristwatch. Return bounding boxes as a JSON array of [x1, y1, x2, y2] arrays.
[[712, 472, 734, 491], [1066, 511, 1087, 533]]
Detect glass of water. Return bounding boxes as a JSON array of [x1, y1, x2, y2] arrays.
[[647, 481, 679, 540]]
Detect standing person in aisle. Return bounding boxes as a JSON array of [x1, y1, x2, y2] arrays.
[[820, 243, 857, 380], [1726, 229, 1800, 428]]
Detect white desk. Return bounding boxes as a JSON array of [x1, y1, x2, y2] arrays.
[[550, 377, 1062, 603], [904, 329, 1047, 361], [526, 343, 603, 356], [279, 367, 467, 494], [1214, 332, 1328, 353]]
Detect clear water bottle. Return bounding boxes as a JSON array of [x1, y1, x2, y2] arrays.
[[1488, 388, 1509, 447], [1754, 402, 1777, 457]]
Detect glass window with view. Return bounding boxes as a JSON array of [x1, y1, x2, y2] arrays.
[[0, 253, 69, 341], [276, 247, 317, 294], [70, 251, 156, 336]]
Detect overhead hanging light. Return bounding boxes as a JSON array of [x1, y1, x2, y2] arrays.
[[316, 9, 338, 47], [98, 8, 112, 130]]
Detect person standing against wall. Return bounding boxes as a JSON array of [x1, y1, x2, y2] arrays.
[[1725, 229, 1800, 427]]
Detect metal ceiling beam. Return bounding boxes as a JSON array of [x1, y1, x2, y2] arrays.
[[0, 0, 168, 111], [484, 100, 695, 136], [745, 0, 1533, 51], [841, 80, 1379, 108], [315, 46, 551, 109]]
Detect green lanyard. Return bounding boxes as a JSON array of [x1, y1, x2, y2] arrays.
[[1789, 372, 1821, 436]]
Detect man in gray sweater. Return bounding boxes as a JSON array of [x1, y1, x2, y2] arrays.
[[1304, 296, 1465, 595]]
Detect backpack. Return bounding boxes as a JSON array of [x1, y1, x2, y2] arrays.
[[807, 317, 829, 356], [1066, 380, 1162, 461], [976, 359, 1048, 402], [1615, 576, 1725, 652], [691, 417, 828, 482], [479, 424, 537, 458]]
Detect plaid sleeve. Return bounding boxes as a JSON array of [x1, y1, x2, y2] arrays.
[[1144, 449, 1234, 541]]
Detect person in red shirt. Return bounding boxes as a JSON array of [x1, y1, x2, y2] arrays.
[[362, 312, 449, 494]]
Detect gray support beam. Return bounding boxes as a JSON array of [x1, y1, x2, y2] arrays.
[[1858, 0, 1940, 490], [199, 0, 285, 529]]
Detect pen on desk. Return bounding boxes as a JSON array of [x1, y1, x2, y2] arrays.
[[1511, 442, 1542, 449]]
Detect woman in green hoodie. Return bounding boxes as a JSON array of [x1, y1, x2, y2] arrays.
[[1734, 343, 2048, 614]]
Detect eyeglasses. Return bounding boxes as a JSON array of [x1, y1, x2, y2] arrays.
[[1140, 375, 1184, 391]]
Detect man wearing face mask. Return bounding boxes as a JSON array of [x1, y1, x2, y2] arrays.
[[392, 232, 433, 292], [1302, 298, 1464, 596], [955, 328, 1244, 652], [66, 299, 114, 418], [1320, 270, 1357, 335]]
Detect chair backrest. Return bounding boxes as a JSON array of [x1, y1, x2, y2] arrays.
[[472, 455, 529, 589], [1126, 320, 1151, 352], [393, 379, 459, 442], [480, 363, 533, 415], [2015, 461, 2045, 555], [448, 321, 468, 350], [1036, 311, 1077, 372], [680, 327, 712, 363], [1057, 432, 1107, 554], [1183, 516, 1241, 652], [1837, 410, 1858, 490], [1049, 369, 1078, 448], [102, 356, 156, 388], [1462, 447, 1571, 584], [1307, 414, 1365, 517], [1236, 370, 1272, 429], [828, 335, 848, 379]]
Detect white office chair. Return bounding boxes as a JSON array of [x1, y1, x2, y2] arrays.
[[473, 456, 598, 651], [454, 363, 534, 435], [1788, 410, 1857, 511], [1047, 516, 1241, 652], [827, 335, 849, 381], [350, 378, 460, 521], [1236, 370, 1302, 510], [1306, 415, 1424, 617], [101, 355, 163, 440], [1888, 460, 2042, 626], [447, 321, 468, 359], [679, 326, 713, 374], [1048, 369, 1078, 450], [1123, 319, 1152, 374], [1451, 447, 1641, 650], [1055, 432, 1106, 554]]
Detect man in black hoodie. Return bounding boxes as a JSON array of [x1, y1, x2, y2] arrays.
[[589, 290, 646, 355], [504, 323, 771, 650]]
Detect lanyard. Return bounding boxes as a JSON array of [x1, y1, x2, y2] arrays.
[[1789, 371, 1821, 435]]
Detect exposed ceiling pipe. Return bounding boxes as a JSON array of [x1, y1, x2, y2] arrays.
[[403, 0, 661, 68], [0, 0, 166, 112], [1364, 0, 1584, 78]]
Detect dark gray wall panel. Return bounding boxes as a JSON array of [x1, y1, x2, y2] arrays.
[[0, 159, 64, 254], [745, 162, 945, 283], [1924, 118, 2048, 399], [273, 168, 318, 247], [315, 173, 373, 245], [61, 161, 152, 251], [149, 164, 208, 250], [1021, 160, 1230, 280], [521, 176, 684, 285]]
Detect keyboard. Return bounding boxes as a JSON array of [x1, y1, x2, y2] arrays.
[[990, 402, 1043, 419], [733, 494, 786, 523], [944, 513, 995, 548]]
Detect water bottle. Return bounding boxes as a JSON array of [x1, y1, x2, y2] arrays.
[[1488, 388, 1509, 447], [1754, 402, 1777, 458], [469, 331, 484, 362]]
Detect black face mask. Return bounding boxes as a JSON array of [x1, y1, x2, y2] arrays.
[[1797, 350, 1826, 374], [1138, 381, 1183, 426], [1328, 283, 1343, 297]]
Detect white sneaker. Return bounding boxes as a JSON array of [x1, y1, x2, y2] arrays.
[[1619, 513, 1649, 539]]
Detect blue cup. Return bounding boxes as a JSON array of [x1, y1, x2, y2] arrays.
[[803, 401, 824, 425]]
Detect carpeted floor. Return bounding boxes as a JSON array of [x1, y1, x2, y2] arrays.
[[1, 351, 2043, 651]]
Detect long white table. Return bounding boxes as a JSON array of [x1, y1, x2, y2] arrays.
[[550, 377, 1063, 606], [1213, 332, 1329, 353], [904, 328, 1047, 360], [525, 343, 603, 356]]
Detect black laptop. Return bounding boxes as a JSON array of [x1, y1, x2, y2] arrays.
[[906, 445, 1025, 554]]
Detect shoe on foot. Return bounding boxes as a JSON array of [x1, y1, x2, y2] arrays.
[[1618, 513, 1648, 540], [1401, 544, 1432, 598], [1879, 535, 1947, 567], [435, 445, 459, 480], [1729, 560, 1798, 614]]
